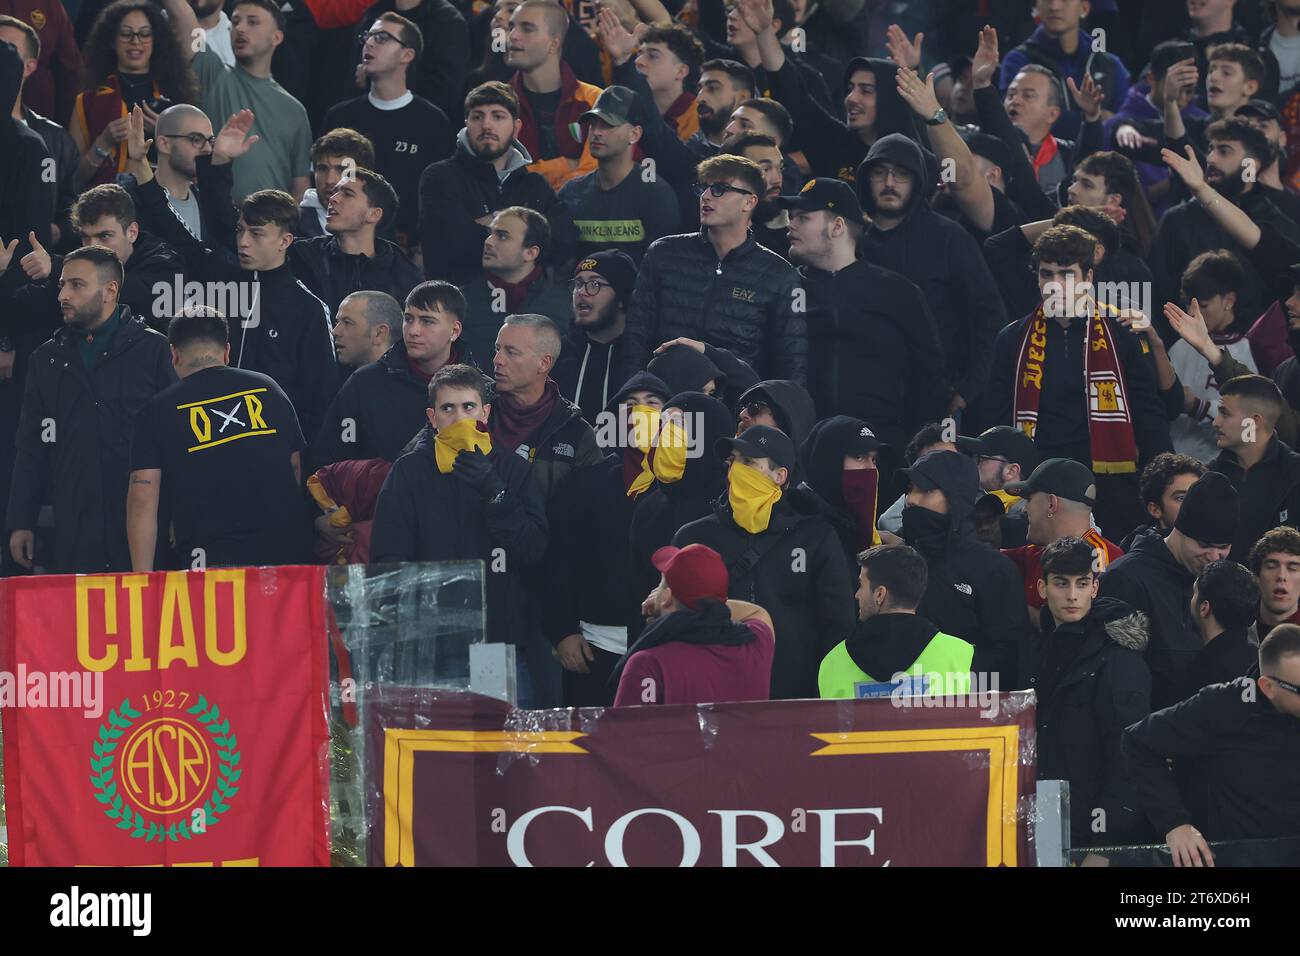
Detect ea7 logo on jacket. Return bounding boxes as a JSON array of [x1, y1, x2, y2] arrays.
[[181, 387, 277, 453], [731, 287, 757, 303], [953, 582, 973, 595]]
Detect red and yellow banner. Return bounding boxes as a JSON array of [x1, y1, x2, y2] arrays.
[[367, 690, 1036, 867], [1, 566, 331, 866]]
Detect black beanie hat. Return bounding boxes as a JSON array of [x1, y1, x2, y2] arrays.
[[1174, 472, 1240, 545]]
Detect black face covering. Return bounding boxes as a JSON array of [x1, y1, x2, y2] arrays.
[[901, 504, 950, 550]]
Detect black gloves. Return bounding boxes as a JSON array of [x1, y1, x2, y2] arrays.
[[451, 448, 506, 502]]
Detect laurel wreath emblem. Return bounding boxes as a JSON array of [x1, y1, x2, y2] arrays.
[[88, 695, 243, 842]]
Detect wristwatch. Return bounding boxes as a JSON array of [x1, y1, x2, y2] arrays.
[[92, 143, 112, 162], [926, 107, 948, 127]]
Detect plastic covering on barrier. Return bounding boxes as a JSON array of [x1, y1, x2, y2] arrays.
[[1069, 836, 1300, 867], [325, 562, 486, 867]]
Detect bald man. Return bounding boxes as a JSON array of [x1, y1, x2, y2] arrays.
[[150, 104, 220, 240]]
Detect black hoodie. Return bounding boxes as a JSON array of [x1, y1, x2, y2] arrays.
[[553, 320, 629, 427], [648, 343, 759, 415], [629, 392, 733, 614], [900, 450, 1030, 688], [856, 134, 1008, 406], [738, 380, 817, 453], [843, 612, 950, 684], [1098, 528, 1200, 710], [793, 415, 878, 572], [0, 40, 53, 257], [766, 54, 919, 185]]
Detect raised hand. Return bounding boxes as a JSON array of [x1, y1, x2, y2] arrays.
[[885, 23, 923, 70], [896, 67, 941, 120], [1162, 144, 1207, 193], [0, 236, 18, 273], [1164, 298, 1214, 356], [737, 0, 775, 35], [1163, 58, 1198, 107], [126, 105, 152, 163], [1067, 73, 1104, 122], [971, 25, 999, 90], [596, 6, 637, 65], [213, 109, 260, 164], [20, 232, 51, 282]]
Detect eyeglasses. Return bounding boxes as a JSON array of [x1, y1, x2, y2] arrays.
[[117, 28, 154, 43], [868, 164, 910, 183], [163, 133, 217, 149], [359, 29, 409, 47], [979, 455, 1010, 465], [569, 278, 613, 296], [1267, 674, 1300, 695], [692, 182, 755, 198]]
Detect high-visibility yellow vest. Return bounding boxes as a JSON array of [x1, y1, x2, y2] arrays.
[[818, 630, 975, 699]]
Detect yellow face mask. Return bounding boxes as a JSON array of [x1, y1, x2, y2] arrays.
[[434, 416, 493, 474], [728, 460, 782, 533], [651, 417, 690, 484], [626, 404, 661, 498]]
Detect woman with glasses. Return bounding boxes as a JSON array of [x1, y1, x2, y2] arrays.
[[72, 0, 198, 187]]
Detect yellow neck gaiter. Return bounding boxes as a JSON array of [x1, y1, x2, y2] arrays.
[[626, 404, 660, 498], [991, 488, 1021, 511], [434, 417, 493, 473], [728, 461, 782, 533], [651, 416, 690, 484]]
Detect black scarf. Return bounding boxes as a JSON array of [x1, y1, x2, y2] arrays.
[[609, 599, 755, 689]]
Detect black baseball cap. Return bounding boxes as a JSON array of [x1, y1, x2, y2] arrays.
[[581, 85, 638, 127], [716, 424, 796, 471], [1004, 458, 1097, 507], [776, 177, 864, 222], [960, 425, 1040, 474], [1236, 99, 1283, 125]]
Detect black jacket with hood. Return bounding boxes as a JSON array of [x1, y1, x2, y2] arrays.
[[1098, 528, 1200, 710], [370, 430, 548, 647], [0, 41, 53, 259], [541, 373, 671, 647], [552, 321, 628, 427], [7, 307, 177, 573], [792, 415, 879, 575], [673, 492, 855, 700], [629, 392, 733, 612], [311, 338, 479, 470], [767, 55, 919, 186], [737, 380, 817, 453], [857, 134, 1007, 406], [1028, 598, 1153, 847], [648, 343, 759, 415], [798, 255, 949, 447], [900, 451, 1030, 688], [418, 129, 577, 285]]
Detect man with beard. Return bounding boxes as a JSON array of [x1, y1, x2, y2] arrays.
[[189, 0, 235, 67], [1233, 99, 1300, 225], [855, 132, 1006, 423], [781, 177, 947, 449], [557, 85, 680, 262], [419, 81, 575, 286], [163, 0, 311, 202], [323, 13, 454, 255], [553, 251, 637, 424], [744, 0, 916, 186], [1153, 119, 1300, 325], [7, 247, 176, 574], [731, 132, 792, 257], [136, 104, 234, 244], [504, 0, 601, 191], [1100, 471, 1239, 709]]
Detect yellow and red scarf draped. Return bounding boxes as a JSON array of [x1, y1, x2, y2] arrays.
[[74, 73, 162, 185], [1012, 302, 1138, 474]]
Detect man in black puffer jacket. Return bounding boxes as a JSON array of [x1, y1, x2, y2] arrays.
[[1028, 536, 1153, 848], [619, 155, 806, 385], [673, 425, 854, 699], [418, 83, 577, 285], [897, 449, 1030, 689], [857, 134, 1008, 421]]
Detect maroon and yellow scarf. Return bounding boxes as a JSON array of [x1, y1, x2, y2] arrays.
[[1012, 302, 1138, 474]]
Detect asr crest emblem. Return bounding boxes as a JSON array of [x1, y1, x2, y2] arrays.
[[89, 694, 242, 842]]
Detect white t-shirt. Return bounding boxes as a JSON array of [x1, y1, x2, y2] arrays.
[[1169, 336, 1258, 463], [204, 12, 235, 69]]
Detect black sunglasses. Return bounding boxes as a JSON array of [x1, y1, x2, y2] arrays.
[[693, 182, 754, 198]]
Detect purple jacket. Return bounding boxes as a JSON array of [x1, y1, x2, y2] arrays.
[[1103, 84, 1209, 218]]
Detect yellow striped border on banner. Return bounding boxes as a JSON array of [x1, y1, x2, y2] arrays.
[[809, 726, 1022, 866]]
